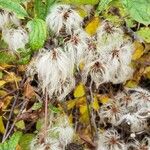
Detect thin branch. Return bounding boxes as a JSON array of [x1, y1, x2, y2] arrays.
[[2, 75, 26, 142], [44, 89, 48, 142], [2, 92, 20, 142], [2, 101, 28, 142], [0, 89, 19, 100]]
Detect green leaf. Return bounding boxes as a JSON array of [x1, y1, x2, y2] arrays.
[[34, 0, 46, 20], [31, 102, 42, 111], [0, 0, 28, 19], [0, 72, 3, 79], [97, 0, 113, 13], [60, 0, 99, 5], [36, 119, 43, 131], [0, 52, 16, 64], [0, 131, 22, 150], [17, 48, 32, 65], [136, 27, 150, 43], [46, 0, 56, 15], [122, 0, 150, 25], [12, 0, 28, 3], [49, 104, 61, 113], [19, 134, 35, 150], [15, 120, 25, 130], [27, 19, 47, 51]]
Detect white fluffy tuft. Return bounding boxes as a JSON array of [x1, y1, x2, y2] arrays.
[[2, 28, 28, 52]]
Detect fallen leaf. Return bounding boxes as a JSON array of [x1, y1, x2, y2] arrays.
[[97, 94, 109, 104], [144, 66, 150, 79], [0, 72, 3, 79], [2, 96, 13, 110], [132, 41, 144, 60], [0, 116, 5, 134], [0, 64, 15, 69], [85, 16, 100, 36], [125, 80, 138, 88], [24, 81, 36, 99], [74, 83, 85, 98], [0, 80, 6, 87], [68, 114, 73, 124], [80, 105, 87, 115], [92, 96, 99, 111], [4, 72, 22, 83], [15, 120, 25, 130], [79, 105, 89, 124], [0, 90, 7, 96], [79, 61, 85, 71], [67, 99, 77, 110], [79, 111, 89, 124]]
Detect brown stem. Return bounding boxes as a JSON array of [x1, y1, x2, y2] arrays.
[[85, 85, 98, 142], [44, 89, 48, 142], [2, 101, 27, 142]]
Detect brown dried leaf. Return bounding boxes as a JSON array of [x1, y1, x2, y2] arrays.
[[24, 81, 36, 99]]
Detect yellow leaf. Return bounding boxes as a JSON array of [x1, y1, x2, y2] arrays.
[[2, 96, 13, 110], [97, 95, 109, 104], [144, 66, 150, 74], [0, 64, 15, 69], [80, 105, 87, 115], [85, 17, 100, 36], [79, 61, 85, 71], [146, 72, 150, 79], [67, 99, 77, 110], [4, 72, 22, 83], [144, 67, 150, 79], [79, 113, 89, 124], [79, 105, 89, 124], [0, 90, 7, 96], [68, 114, 73, 124], [76, 7, 88, 18], [0, 116, 5, 134], [74, 83, 85, 98], [0, 80, 6, 87], [4, 72, 22, 89], [125, 80, 138, 88], [132, 41, 144, 60], [92, 96, 99, 111]]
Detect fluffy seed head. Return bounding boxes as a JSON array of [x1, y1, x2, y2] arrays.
[[2, 28, 28, 52], [0, 10, 20, 30], [46, 4, 83, 35], [27, 48, 75, 101], [97, 129, 126, 150]]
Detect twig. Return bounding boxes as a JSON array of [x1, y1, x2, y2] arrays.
[[2, 101, 28, 142], [89, 82, 98, 140], [2, 75, 26, 142], [0, 89, 19, 100], [2, 92, 20, 142], [44, 89, 48, 142], [85, 83, 98, 142]]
